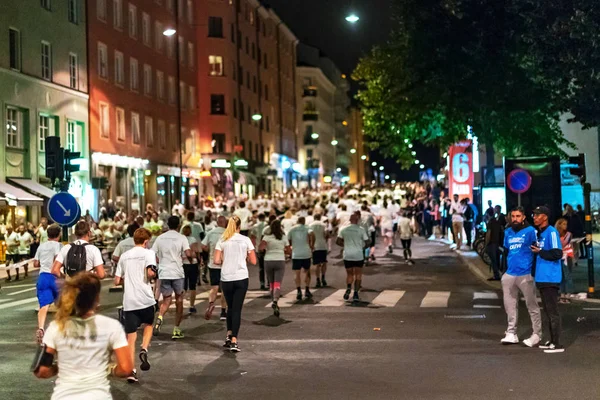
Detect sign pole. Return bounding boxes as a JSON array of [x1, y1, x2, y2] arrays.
[[518, 193, 521, 207], [62, 226, 69, 243], [584, 183, 595, 297]]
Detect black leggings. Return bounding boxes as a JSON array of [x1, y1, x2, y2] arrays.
[[539, 286, 561, 346], [221, 278, 249, 338]]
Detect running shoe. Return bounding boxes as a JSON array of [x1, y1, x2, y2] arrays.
[[205, 303, 215, 320], [127, 370, 139, 384], [223, 335, 232, 348], [36, 328, 44, 345], [296, 290, 302, 301], [321, 278, 328, 287], [172, 327, 184, 340], [522, 334, 541, 348], [316, 279, 322, 288], [139, 349, 151, 371], [153, 315, 163, 336], [229, 342, 241, 352], [388, 245, 393, 254], [500, 333, 519, 345], [343, 288, 351, 301], [220, 309, 227, 321], [189, 307, 197, 314], [353, 291, 360, 302], [539, 341, 553, 349], [272, 302, 280, 317], [305, 289, 313, 299], [543, 344, 565, 354]]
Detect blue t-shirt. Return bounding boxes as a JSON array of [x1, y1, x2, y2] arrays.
[[534, 225, 562, 284], [504, 225, 537, 276]]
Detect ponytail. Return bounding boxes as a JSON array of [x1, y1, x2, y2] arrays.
[[221, 216, 241, 242], [55, 272, 101, 333]]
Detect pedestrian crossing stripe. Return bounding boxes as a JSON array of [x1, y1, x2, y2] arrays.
[[420, 291, 451, 308], [372, 290, 406, 307], [7, 287, 37, 296]]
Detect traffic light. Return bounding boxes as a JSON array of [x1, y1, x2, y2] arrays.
[[568, 153, 586, 183], [45, 136, 64, 186], [64, 150, 81, 175]]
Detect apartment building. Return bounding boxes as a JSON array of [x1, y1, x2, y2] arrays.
[[89, 0, 199, 213], [0, 0, 89, 224]]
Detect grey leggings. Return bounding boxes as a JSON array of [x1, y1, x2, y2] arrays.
[[265, 260, 286, 301]]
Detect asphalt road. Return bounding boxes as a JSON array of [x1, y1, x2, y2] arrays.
[[2, 238, 600, 400]]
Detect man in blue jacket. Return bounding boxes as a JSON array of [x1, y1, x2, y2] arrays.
[[531, 206, 564, 353], [501, 206, 542, 347]]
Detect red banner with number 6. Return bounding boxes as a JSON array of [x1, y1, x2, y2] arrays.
[[448, 140, 473, 201]]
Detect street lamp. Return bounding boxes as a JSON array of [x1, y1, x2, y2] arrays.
[[163, 28, 176, 36], [414, 159, 420, 164], [371, 161, 377, 167], [361, 155, 367, 160], [336, 167, 341, 172], [252, 113, 262, 121], [311, 133, 319, 140], [385, 175, 390, 179], [350, 148, 356, 154], [404, 138, 409, 144], [408, 143, 413, 149], [420, 164, 425, 169], [411, 151, 416, 156], [345, 14, 359, 23], [331, 139, 339, 146], [379, 166, 384, 171]]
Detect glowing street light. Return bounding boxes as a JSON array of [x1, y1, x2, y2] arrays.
[[336, 167, 341, 172], [411, 151, 416, 156], [252, 113, 262, 121], [404, 138, 409, 144], [408, 143, 413, 149], [350, 148, 356, 154], [163, 28, 176, 36], [345, 14, 359, 23], [420, 164, 425, 169], [379, 166, 384, 171], [331, 139, 339, 146], [361, 155, 367, 160], [391, 180, 396, 184], [385, 175, 390, 179], [371, 161, 377, 167], [414, 159, 420, 164], [311, 133, 319, 139]]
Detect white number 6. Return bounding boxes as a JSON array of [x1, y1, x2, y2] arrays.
[[452, 153, 470, 183]]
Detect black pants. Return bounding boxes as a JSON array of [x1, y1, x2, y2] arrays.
[[464, 221, 473, 246], [221, 278, 249, 338], [486, 244, 501, 279], [539, 285, 561, 346], [258, 251, 266, 286]]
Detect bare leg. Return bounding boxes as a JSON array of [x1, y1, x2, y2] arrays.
[[127, 332, 138, 367], [174, 294, 184, 327], [188, 290, 197, 308], [159, 294, 173, 318], [141, 324, 153, 350], [294, 269, 301, 288], [38, 305, 50, 329]]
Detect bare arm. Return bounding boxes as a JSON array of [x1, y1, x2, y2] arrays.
[[112, 346, 134, 378], [247, 250, 257, 265], [51, 261, 63, 278], [214, 249, 223, 265], [258, 240, 268, 252], [114, 276, 123, 286], [34, 347, 58, 379], [94, 265, 106, 280]]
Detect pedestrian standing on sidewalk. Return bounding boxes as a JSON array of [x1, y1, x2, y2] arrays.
[[486, 215, 505, 281], [398, 211, 414, 263], [531, 206, 564, 353], [555, 218, 574, 303], [214, 215, 257, 352], [337, 212, 370, 302], [500, 206, 541, 347], [259, 219, 290, 317], [450, 194, 465, 249]]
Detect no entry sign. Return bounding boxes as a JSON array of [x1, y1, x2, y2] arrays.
[[507, 168, 532, 194]]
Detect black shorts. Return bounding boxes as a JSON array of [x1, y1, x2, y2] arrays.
[[344, 260, 364, 268], [123, 305, 155, 334], [292, 258, 311, 270], [209, 267, 221, 286], [393, 223, 398, 233], [370, 232, 377, 247], [183, 263, 199, 291], [312, 250, 327, 265]]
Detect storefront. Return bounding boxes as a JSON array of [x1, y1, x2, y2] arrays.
[[0, 181, 44, 228]]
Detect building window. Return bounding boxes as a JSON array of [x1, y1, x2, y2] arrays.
[[98, 42, 108, 79], [255, 143, 259, 162], [238, 66, 243, 85], [247, 106, 251, 124], [97, 0, 107, 21], [155, 21, 164, 52], [114, 51, 124, 86], [113, 0, 123, 30], [251, 43, 255, 60], [116, 107, 125, 141], [230, 23, 235, 43], [166, 0, 174, 13], [239, 100, 244, 121], [66, 120, 77, 151], [180, 82, 186, 109], [158, 120, 166, 149], [212, 133, 225, 154], [210, 95, 225, 115], [246, 71, 250, 89], [130, 57, 139, 91], [157, 70, 164, 101], [41, 41, 52, 81], [128, 4, 137, 38], [170, 124, 177, 152], [131, 112, 140, 144], [208, 16, 223, 38], [253, 76, 257, 93], [233, 98, 237, 118], [186, 0, 194, 24], [41, 0, 51, 11], [177, 0, 184, 20], [189, 86, 196, 110], [266, 116, 270, 132], [187, 42, 195, 69], [232, 61, 236, 81], [68, 0, 78, 23], [39, 115, 50, 152], [145, 116, 154, 147], [191, 129, 198, 155], [248, 140, 253, 160], [69, 53, 78, 89], [144, 64, 152, 96], [180, 127, 187, 154], [167, 36, 175, 58], [264, 84, 268, 101], [142, 13, 151, 46], [9, 29, 21, 71], [245, 36, 249, 54], [6, 107, 21, 148], [178, 37, 185, 65], [168, 76, 176, 105], [99, 102, 110, 138], [209, 55, 223, 76]]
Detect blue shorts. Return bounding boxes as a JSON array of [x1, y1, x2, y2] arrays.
[[37, 272, 59, 308]]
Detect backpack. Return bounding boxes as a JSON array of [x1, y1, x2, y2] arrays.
[[65, 242, 89, 277]]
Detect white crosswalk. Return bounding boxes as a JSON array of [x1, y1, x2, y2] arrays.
[[420, 291, 451, 308], [372, 290, 406, 307]]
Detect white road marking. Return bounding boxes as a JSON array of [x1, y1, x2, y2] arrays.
[[420, 291, 451, 308], [445, 314, 486, 319], [316, 289, 347, 307], [0, 297, 38, 310], [582, 308, 600, 311], [0, 298, 11, 304], [473, 305, 501, 309], [372, 290, 405, 307], [8, 287, 37, 296], [473, 292, 499, 300], [270, 289, 320, 308], [1, 283, 36, 289]]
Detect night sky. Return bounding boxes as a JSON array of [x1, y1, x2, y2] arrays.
[[265, 0, 438, 181]]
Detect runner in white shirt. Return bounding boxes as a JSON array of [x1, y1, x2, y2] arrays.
[[335, 204, 352, 232], [450, 194, 466, 250], [201, 216, 228, 321], [288, 217, 313, 300], [35, 273, 133, 397], [337, 212, 370, 302], [5, 225, 19, 281], [112, 224, 139, 264], [34, 224, 63, 344], [151, 216, 192, 340], [17, 224, 33, 278], [379, 201, 396, 254], [52, 221, 106, 279], [181, 224, 200, 314], [36, 218, 49, 244], [360, 205, 377, 262], [398, 211, 415, 263], [281, 210, 296, 234], [259, 219, 291, 318], [214, 216, 257, 352], [114, 228, 158, 383], [233, 201, 253, 236], [309, 214, 329, 288]]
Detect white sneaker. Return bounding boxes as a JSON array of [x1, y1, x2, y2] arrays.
[[522, 334, 541, 348], [428, 235, 436, 241], [500, 333, 519, 345]]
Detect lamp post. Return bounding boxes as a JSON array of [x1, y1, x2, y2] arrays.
[[331, 139, 338, 180]]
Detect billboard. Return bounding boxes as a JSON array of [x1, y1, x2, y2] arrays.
[[449, 140, 474, 201]]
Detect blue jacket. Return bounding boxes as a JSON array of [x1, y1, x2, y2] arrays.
[[534, 225, 563, 284], [504, 224, 537, 276]]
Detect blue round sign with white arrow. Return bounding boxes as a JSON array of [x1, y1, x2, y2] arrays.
[[48, 192, 80, 227]]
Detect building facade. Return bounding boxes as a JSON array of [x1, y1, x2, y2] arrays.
[[348, 108, 368, 185], [0, 0, 89, 225]]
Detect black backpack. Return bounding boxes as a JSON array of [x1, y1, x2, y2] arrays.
[[65, 242, 89, 277]]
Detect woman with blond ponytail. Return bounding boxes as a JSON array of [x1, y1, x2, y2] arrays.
[[214, 216, 257, 352], [34, 272, 133, 398]]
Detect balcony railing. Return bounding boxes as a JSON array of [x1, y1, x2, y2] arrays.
[[303, 86, 318, 97], [303, 110, 319, 121]]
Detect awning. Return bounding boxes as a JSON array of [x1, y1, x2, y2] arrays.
[[8, 178, 56, 199], [0, 181, 44, 206]]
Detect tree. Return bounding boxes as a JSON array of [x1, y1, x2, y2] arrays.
[[354, 0, 573, 181]]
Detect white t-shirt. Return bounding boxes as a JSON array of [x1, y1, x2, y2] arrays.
[[379, 207, 395, 230], [5, 231, 18, 254], [451, 201, 466, 223], [262, 234, 289, 261], [215, 233, 255, 282], [43, 315, 128, 400], [288, 224, 311, 259], [115, 247, 157, 311], [18, 231, 33, 254], [201, 227, 225, 269], [398, 216, 413, 240], [338, 224, 369, 261], [37, 227, 49, 243], [56, 240, 104, 271], [336, 211, 352, 229], [309, 221, 328, 251], [112, 237, 135, 259], [183, 236, 198, 264], [35, 241, 63, 274], [151, 230, 190, 280], [281, 218, 295, 234], [234, 208, 253, 231]]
